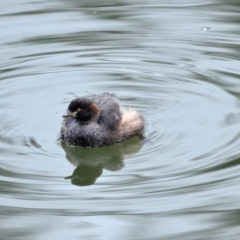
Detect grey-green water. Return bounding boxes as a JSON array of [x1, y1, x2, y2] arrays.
[[1, 1, 240, 239]]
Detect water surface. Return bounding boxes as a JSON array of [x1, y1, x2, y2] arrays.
[[1, 0, 240, 239]]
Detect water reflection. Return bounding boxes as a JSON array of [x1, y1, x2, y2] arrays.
[[61, 136, 144, 186]]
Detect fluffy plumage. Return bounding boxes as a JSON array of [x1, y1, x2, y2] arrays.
[[61, 93, 144, 147]]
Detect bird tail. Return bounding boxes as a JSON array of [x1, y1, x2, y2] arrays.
[[118, 108, 144, 139]]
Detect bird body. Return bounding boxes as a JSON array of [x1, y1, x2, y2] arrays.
[[61, 93, 144, 147]]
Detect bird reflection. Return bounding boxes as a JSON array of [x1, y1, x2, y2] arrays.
[[61, 136, 144, 186]]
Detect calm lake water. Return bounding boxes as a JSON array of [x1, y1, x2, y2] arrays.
[[1, 0, 240, 239]]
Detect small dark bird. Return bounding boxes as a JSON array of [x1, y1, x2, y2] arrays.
[[61, 93, 144, 147]]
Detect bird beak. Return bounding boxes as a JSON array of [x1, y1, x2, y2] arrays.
[[62, 111, 77, 118], [62, 108, 81, 118]]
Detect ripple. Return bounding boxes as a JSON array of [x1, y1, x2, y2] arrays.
[[1, 1, 240, 239]]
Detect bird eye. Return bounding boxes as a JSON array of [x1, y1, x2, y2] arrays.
[[77, 108, 81, 112]]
